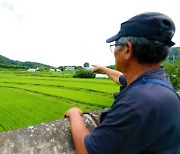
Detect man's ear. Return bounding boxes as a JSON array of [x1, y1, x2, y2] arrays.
[[125, 42, 133, 60]]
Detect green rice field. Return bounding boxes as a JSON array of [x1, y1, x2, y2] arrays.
[[0, 70, 119, 132]]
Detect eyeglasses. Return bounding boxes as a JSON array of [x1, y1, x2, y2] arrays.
[[110, 43, 124, 53]]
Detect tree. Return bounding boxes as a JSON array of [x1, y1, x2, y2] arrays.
[[83, 62, 89, 67], [58, 66, 65, 71], [163, 60, 180, 90], [166, 47, 180, 62]]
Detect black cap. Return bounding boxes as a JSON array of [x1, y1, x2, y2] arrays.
[[106, 12, 175, 47]]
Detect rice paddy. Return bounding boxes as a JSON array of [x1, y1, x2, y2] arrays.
[[0, 70, 119, 132]]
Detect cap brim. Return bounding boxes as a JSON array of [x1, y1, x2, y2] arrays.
[[168, 41, 175, 47], [106, 33, 120, 43]]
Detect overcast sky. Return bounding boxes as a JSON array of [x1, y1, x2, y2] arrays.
[[0, 0, 179, 67]]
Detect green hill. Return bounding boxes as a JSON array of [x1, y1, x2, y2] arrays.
[[0, 55, 52, 69]]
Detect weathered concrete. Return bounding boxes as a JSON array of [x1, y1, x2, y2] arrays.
[[0, 110, 103, 154]]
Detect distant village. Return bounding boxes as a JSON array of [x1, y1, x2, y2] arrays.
[[27, 65, 94, 72], [27, 64, 108, 79]]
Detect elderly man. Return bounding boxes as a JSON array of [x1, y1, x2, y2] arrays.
[[65, 12, 180, 154]]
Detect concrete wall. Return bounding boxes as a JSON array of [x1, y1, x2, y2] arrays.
[[0, 110, 103, 154]]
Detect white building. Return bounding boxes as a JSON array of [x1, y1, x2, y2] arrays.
[[65, 66, 75, 71], [95, 74, 108, 79], [50, 68, 62, 72], [27, 68, 39, 72], [84, 65, 94, 71], [56, 69, 61, 72], [50, 69, 55, 72]]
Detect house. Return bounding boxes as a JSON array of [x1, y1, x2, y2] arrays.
[[95, 74, 108, 78], [84, 65, 94, 71], [27, 68, 39, 72], [50, 69, 55, 72], [56, 69, 61, 72], [50, 68, 62, 72], [65, 66, 75, 71]]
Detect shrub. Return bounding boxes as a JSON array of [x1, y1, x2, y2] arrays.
[[73, 69, 95, 78]]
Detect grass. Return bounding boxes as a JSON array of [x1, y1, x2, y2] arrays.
[[0, 70, 119, 132]]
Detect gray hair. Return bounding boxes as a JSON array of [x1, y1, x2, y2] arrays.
[[115, 36, 170, 64], [116, 36, 167, 47]]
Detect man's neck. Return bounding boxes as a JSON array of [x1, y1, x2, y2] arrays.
[[123, 62, 161, 86]]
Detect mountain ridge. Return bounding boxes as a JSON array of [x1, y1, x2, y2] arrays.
[[0, 55, 52, 69]]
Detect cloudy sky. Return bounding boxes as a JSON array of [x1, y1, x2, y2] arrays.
[[0, 0, 179, 67]]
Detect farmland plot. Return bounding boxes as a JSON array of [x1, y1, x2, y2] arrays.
[[0, 71, 119, 132], [0, 87, 82, 132]]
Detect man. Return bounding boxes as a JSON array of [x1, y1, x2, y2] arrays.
[[64, 12, 180, 154]]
